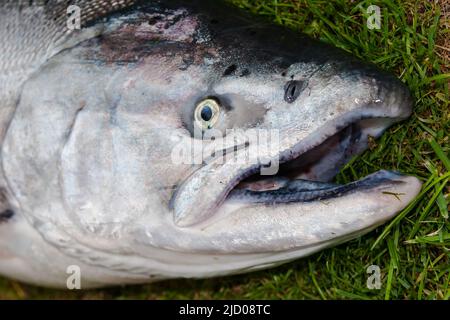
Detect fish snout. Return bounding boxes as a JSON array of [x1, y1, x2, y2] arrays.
[[357, 70, 414, 121]]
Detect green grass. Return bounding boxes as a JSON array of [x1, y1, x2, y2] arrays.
[[0, 0, 449, 300]]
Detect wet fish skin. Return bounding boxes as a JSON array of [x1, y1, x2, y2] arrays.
[[0, 0, 421, 288]]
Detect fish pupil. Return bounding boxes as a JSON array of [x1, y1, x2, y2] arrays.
[[201, 106, 213, 121]]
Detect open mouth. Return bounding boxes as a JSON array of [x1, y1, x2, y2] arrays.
[[171, 113, 416, 228], [229, 117, 401, 204]]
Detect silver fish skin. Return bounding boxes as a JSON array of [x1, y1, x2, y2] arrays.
[[0, 0, 421, 288]]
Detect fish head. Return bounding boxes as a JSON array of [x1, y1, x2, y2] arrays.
[[2, 1, 421, 283]]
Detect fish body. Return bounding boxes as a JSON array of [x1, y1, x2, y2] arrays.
[[0, 0, 421, 288]]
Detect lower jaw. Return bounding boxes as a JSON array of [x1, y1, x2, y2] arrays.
[[228, 170, 405, 204], [197, 172, 421, 253]]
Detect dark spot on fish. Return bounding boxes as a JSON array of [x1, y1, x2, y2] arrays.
[[0, 188, 12, 223], [240, 69, 250, 77], [284, 80, 304, 103], [148, 16, 162, 25], [223, 64, 237, 76], [163, 12, 184, 30], [281, 71, 287, 77], [0, 209, 14, 223], [179, 56, 194, 70]]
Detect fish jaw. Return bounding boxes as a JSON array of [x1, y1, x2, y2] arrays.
[[202, 171, 421, 253], [126, 171, 421, 281], [148, 172, 421, 256]]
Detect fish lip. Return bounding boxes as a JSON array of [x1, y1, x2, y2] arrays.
[[228, 170, 410, 204]]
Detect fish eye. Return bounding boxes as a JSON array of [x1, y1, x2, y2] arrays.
[[194, 98, 220, 129]]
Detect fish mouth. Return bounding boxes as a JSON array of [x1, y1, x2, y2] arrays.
[[172, 110, 421, 228], [230, 117, 397, 203]]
